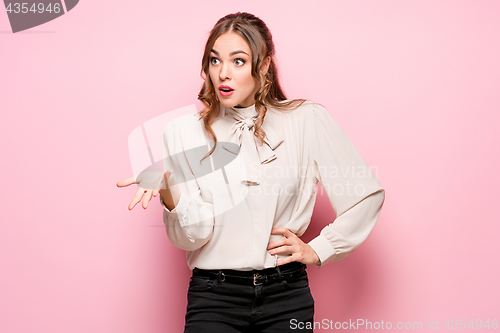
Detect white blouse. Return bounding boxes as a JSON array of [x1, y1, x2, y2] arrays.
[[159, 100, 385, 270]]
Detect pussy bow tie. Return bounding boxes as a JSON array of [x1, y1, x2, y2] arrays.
[[222, 104, 284, 165]]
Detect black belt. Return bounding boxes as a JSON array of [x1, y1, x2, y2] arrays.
[[192, 262, 306, 286]]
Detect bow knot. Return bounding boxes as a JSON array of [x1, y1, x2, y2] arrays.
[[221, 104, 284, 165], [242, 117, 255, 130]]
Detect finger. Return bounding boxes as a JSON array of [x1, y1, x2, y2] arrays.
[[152, 188, 159, 197], [142, 190, 153, 209], [268, 229, 299, 249], [281, 229, 296, 238], [277, 256, 295, 266], [271, 228, 296, 240], [117, 177, 137, 187], [267, 238, 290, 250], [129, 187, 147, 210], [269, 245, 294, 255]]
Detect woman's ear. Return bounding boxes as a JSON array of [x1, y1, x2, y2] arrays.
[[261, 56, 271, 75]]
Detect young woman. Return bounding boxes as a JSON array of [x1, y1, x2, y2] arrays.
[[117, 12, 385, 333]]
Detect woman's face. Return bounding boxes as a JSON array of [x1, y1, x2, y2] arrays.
[[209, 32, 262, 108]]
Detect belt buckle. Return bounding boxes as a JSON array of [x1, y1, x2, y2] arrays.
[[253, 273, 263, 286]]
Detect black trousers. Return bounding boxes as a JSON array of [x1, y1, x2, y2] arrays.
[[184, 263, 315, 333]]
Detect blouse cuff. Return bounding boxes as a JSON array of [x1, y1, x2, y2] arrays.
[[159, 191, 189, 227], [308, 235, 338, 268]]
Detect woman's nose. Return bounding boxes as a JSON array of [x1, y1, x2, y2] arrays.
[[219, 63, 231, 80]]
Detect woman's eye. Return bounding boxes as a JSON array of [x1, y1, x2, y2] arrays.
[[210, 57, 219, 65], [235, 58, 246, 66]]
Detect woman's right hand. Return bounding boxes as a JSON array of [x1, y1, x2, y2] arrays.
[[116, 170, 181, 211]]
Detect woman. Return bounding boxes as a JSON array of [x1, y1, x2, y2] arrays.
[[117, 12, 385, 333]]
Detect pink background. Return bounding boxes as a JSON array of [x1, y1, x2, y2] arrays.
[[1, 1, 499, 332]]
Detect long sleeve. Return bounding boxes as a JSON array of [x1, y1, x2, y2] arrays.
[[160, 120, 215, 252], [306, 103, 385, 267]]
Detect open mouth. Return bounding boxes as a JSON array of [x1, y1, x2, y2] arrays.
[[219, 86, 234, 96]]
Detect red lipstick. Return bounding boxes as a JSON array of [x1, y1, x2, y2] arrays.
[[219, 85, 234, 97]]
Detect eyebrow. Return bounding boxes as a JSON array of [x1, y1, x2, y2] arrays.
[[210, 49, 249, 57]]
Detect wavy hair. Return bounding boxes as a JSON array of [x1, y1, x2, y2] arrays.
[[197, 12, 307, 161]]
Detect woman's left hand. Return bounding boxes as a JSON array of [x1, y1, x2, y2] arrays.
[[267, 227, 320, 266]]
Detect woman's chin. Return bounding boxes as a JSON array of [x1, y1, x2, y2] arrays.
[[218, 100, 238, 108]]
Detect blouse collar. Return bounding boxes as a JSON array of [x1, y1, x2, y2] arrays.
[[219, 103, 284, 164], [227, 103, 258, 118]]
